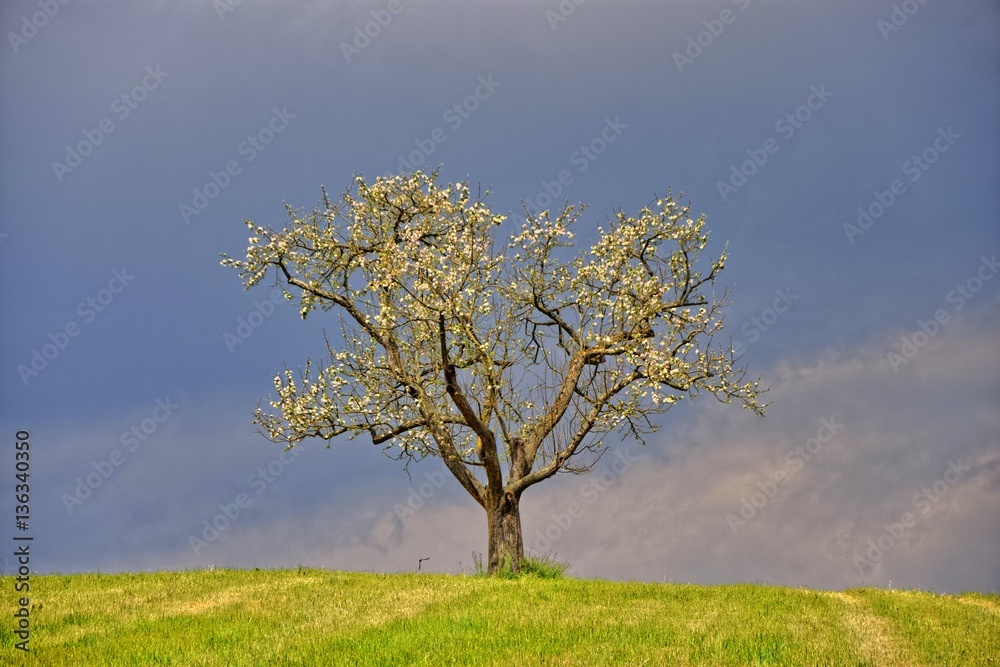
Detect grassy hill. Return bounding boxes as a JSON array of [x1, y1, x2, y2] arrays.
[[2, 568, 997, 665]]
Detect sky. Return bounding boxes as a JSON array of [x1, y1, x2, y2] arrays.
[[1, 0, 998, 594]]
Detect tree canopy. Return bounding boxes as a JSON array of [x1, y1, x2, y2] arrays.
[[222, 170, 764, 572]]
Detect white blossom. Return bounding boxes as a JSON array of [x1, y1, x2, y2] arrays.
[[221, 172, 764, 499]]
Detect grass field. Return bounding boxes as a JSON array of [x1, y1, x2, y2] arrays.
[[1, 568, 997, 665]]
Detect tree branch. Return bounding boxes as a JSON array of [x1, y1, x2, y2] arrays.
[[439, 314, 504, 495], [510, 369, 641, 494]]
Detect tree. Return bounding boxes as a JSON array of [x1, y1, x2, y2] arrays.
[[221, 170, 764, 574]]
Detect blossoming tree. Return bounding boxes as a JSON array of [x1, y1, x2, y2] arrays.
[[222, 170, 764, 574]]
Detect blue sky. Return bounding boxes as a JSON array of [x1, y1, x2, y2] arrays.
[[1, 0, 998, 593]]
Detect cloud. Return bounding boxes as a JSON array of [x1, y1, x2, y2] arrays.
[[522, 300, 1000, 592], [25, 300, 993, 593]]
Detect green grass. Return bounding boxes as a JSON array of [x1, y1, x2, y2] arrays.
[[1, 568, 996, 665]]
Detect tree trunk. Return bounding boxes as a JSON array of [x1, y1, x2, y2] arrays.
[[486, 491, 524, 574]]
